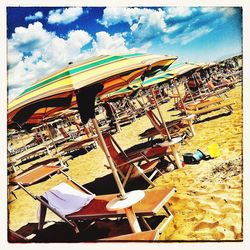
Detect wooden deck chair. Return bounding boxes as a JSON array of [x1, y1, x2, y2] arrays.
[[102, 133, 163, 188], [185, 96, 234, 115], [9, 165, 176, 235], [206, 80, 231, 92], [99, 229, 160, 241], [145, 110, 191, 140]]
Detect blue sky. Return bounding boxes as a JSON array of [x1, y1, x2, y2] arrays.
[[7, 6, 242, 101]]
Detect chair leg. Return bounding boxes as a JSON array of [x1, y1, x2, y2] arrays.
[[135, 166, 156, 187], [38, 204, 47, 230]]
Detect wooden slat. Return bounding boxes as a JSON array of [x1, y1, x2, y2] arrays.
[[9, 165, 63, 186], [67, 187, 176, 220]]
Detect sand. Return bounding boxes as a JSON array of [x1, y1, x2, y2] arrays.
[[8, 84, 243, 241]]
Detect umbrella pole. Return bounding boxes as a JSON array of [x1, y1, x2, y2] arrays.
[[91, 118, 127, 198], [45, 121, 58, 155], [173, 78, 188, 115], [149, 86, 172, 140], [149, 86, 183, 169], [92, 117, 144, 233]]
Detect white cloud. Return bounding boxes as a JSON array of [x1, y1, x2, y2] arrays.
[[166, 7, 193, 19], [90, 31, 152, 56], [219, 7, 237, 17], [179, 26, 213, 45], [100, 7, 167, 46], [25, 11, 43, 21], [201, 7, 236, 17], [10, 22, 52, 52], [48, 7, 83, 25], [91, 31, 129, 55], [167, 23, 181, 33], [7, 22, 92, 101]]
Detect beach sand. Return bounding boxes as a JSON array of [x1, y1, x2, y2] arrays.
[[8, 84, 243, 241]]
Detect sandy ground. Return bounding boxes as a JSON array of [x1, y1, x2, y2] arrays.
[[8, 84, 243, 241]]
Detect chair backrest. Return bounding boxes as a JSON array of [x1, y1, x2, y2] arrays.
[[145, 110, 167, 137], [58, 127, 70, 139], [103, 133, 131, 174]]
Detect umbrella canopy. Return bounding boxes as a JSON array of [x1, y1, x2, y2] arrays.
[[98, 80, 141, 102], [8, 53, 177, 126]]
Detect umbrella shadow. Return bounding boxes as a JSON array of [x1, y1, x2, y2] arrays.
[[83, 172, 150, 195]]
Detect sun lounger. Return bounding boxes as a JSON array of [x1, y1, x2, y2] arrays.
[[207, 80, 234, 92], [58, 135, 98, 155], [185, 98, 235, 115], [103, 133, 163, 187], [9, 165, 64, 186], [10, 165, 176, 234], [99, 229, 160, 241], [14, 145, 48, 162], [144, 110, 193, 140]]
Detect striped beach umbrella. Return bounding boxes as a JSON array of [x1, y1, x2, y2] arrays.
[[8, 53, 177, 126], [7, 53, 177, 233]]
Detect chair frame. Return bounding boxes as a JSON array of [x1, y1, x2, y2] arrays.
[[9, 165, 176, 235], [103, 133, 163, 188]]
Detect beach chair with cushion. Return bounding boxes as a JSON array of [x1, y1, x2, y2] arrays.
[[9, 165, 176, 235], [102, 133, 164, 188]]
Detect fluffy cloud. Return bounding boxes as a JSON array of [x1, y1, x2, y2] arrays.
[[7, 21, 92, 101], [90, 31, 152, 56], [48, 7, 83, 24], [99, 7, 168, 46], [91, 31, 129, 55], [166, 7, 193, 19], [25, 11, 43, 21], [10, 22, 52, 53]]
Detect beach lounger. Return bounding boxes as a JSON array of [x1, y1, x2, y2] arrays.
[[143, 109, 193, 140], [14, 145, 48, 162], [9, 165, 176, 235], [206, 80, 235, 92], [100, 229, 160, 241], [185, 97, 235, 115], [103, 133, 163, 188], [58, 135, 98, 155]]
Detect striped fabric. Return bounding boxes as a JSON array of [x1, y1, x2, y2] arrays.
[[98, 62, 201, 101], [137, 62, 201, 88], [8, 53, 177, 125]]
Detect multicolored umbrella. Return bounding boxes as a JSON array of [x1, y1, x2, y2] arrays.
[[8, 53, 177, 126]]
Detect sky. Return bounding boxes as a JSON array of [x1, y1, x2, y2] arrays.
[[6, 6, 242, 102]]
